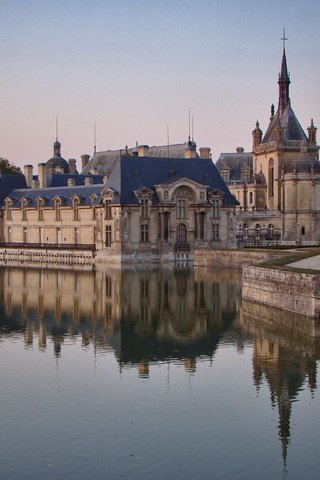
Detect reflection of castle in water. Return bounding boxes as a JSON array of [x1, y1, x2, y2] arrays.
[[238, 300, 320, 470], [0, 266, 241, 369]]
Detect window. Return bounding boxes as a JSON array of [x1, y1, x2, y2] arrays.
[[105, 225, 112, 247], [176, 199, 186, 219], [269, 159, 274, 198], [200, 191, 205, 200], [176, 223, 187, 243], [244, 223, 248, 238], [37, 200, 44, 221], [104, 199, 112, 220], [140, 224, 149, 242], [199, 213, 205, 240], [141, 198, 148, 219], [21, 199, 27, 221], [249, 192, 253, 204], [212, 224, 220, 241], [55, 198, 61, 221], [6, 201, 12, 221], [164, 191, 168, 200], [163, 213, 169, 241], [73, 197, 79, 221], [212, 200, 220, 219], [268, 224, 274, 239], [255, 224, 261, 238], [301, 226, 305, 236]]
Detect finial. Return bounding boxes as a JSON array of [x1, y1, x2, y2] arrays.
[[55, 115, 58, 141], [256, 120, 260, 128], [281, 27, 287, 51], [311, 118, 314, 127], [271, 104, 275, 116], [93, 121, 97, 155], [125, 144, 128, 154], [136, 140, 138, 147]]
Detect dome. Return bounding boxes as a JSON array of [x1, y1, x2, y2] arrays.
[[47, 155, 70, 173]]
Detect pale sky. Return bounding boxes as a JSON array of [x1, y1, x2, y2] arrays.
[[1, 0, 320, 171]]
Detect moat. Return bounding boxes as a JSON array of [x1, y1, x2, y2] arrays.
[[0, 266, 319, 480]]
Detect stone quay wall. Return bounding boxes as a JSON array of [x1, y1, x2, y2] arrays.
[[0, 248, 94, 269], [242, 265, 320, 318], [194, 249, 282, 268]]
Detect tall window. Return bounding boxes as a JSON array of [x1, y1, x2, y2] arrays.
[[176, 223, 187, 243], [21, 199, 27, 221], [268, 224, 274, 239], [163, 213, 169, 241], [212, 200, 220, 219], [140, 224, 149, 242], [176, 199, 186, 219], [6, 200, 12, 221], [199, 213, 205, 240], [104, 199, 112, 220], [212, 224, 220, 241], [268, 159, 274, 198], [249, 192, 253, 204], [244, 223, 249, 238], [73, 197, 80, 221], [55, 198, 61, 221], [37, 199, 44, 221], [105, 225, 112, 247], [141, 199, 149, 219]]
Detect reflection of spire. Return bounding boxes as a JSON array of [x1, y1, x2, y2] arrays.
[[278, 385, 291, 471]]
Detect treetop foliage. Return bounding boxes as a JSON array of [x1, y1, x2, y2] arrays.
[[0, 157, 22, 175]]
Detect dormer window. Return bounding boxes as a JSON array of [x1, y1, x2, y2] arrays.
[[141, 198, 149, 219], [21, 199, 27, 221]]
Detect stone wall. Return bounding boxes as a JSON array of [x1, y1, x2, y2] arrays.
[[194, 249, 282, 268], [242, 265, 320, 318]]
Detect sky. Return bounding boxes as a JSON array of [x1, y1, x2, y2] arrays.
[[1, 0, 320, 171]]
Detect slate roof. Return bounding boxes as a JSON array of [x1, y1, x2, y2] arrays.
[[82, 143, 199, 175], [106, 156, 237, 206], [262, 104, 307, 143], [0, 174, 27, 204], [215, 152, 253, 183]]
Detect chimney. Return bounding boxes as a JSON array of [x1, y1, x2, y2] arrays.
[[68, 158, 77, 174], [81, 154, 90, 171], [138, 145, 149, 157], [67, 178, 76, 187], [23, 165, 33, 187], [199, 147, 211, 159], [38, 163, 47, 189], [84, 177, 93, 185], [252, 121, 263, 148], [31, 179, 40, 189], [308, 119, 317, 144], [103, 176, 109, 185], [184, 145, 197, 159]]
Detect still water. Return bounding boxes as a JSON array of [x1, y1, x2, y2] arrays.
[[0, 266, 319, 480]]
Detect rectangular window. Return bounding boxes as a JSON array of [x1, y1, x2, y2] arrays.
[[212, 224, 220, 241], [140, 224, 149, 242], [212, 200, 220, 219], [199, 213, 205, 239], [105, 200, 112, 220], [6, 206, 11, 221], [141, 199, 148, 219], [105, 225, 112, 247], [176, 199, 185, 219], [38, 207, 44, 221]]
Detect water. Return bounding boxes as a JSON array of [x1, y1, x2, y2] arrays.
[[0, 266, 319, 480]]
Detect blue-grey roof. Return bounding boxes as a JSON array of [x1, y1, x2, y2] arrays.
[[262, 105, 307, 143], [0, 174, 27, 204], [107, 156, 237, 206]]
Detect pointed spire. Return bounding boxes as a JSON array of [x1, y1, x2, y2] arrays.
[[278, 29, 290, 114]]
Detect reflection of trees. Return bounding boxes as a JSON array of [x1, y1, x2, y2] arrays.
[[238, 299, 320, 470], [0, 266, 240, 369]]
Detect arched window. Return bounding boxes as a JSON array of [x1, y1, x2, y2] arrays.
[[177, 223, 187, 244]]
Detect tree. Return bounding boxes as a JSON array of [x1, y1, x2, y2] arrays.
[[0, 157, 22, 175]]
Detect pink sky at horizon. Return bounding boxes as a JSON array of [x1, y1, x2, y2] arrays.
[[1, 0, 320, 173]]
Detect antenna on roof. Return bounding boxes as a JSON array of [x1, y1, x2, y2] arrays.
[[93, 121, 97, 155], [55, 115, 58, 140], [192, 115, 194, 141], [188, 108, 191, 142], [167, 124, 170, 158]]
